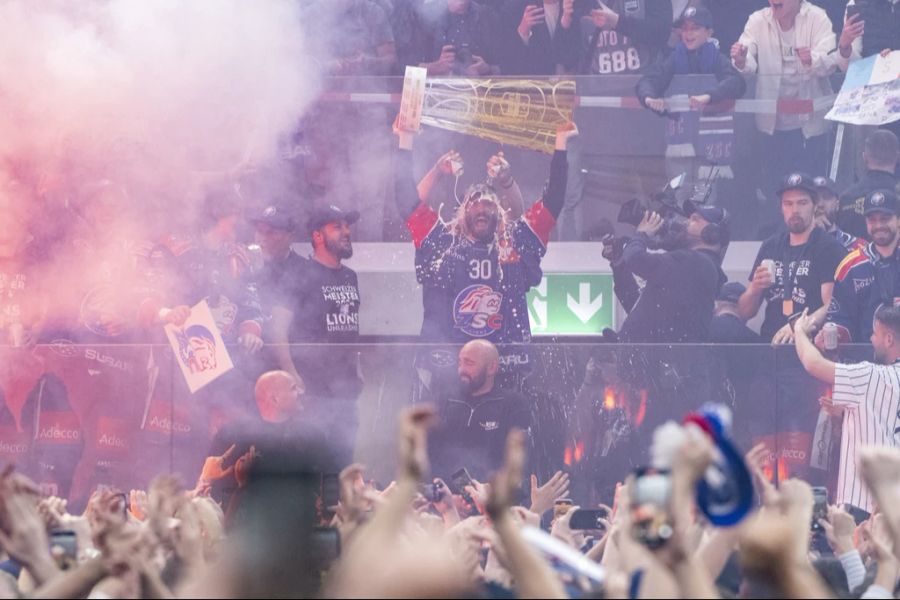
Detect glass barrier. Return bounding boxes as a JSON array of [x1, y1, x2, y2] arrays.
[[0, 342, 876, 511], [306, 74, 877, 242]]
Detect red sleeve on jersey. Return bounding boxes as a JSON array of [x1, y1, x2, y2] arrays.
[[835, 249, 867, 282], [523, 201, 556, 247], [406, 201, 440, 249]]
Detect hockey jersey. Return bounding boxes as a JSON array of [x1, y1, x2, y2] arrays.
[[398, 150, 568, 343], [828, 242, 900, 343]]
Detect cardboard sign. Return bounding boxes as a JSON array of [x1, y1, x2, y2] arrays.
[[827, 51, 900, 126], [164, 300, 233, 393], [397, 66, 427, 149]]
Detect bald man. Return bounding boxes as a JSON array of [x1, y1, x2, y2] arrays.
[[205, 371, 333, 503], [429, 340, 532, 482], [255, 370, 304, 423]]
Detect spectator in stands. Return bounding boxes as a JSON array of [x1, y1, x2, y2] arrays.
[[376, 0, 432, 71], [825, 189, 900, 346], [710, 281, 762, 343], [705, 0, 768, 55], [637, 6, 746, 115], [739, 173, 846, 344], [609, 205, 729, 343], [498, 0, 581, 75], [635, 5, 746, 202], [837, 0, 898, 71], [419, 0, 500, 76], [303, 0, 398, 76], [268, 205, 363, 467], [731, 0, 839, 233], [577, 0, 673, 75], [838, 130, 900, 239], [429, 339, 531, 481], [248, 202, 301, 307], [813, 175, 865, 252]]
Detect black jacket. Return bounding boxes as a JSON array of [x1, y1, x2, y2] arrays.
[[429, 387, 531, 481], [615, 235, 726, 343], [853, 0, 900, 58], [635, 44, 747, 107], [838, 169, 899, 239], [499, 0, 582, 75]]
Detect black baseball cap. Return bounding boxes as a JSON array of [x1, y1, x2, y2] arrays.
[[864, 189, 899, 216], [812, 175, 838, 198], [249, 203, 297, 231], [777, 172, 819, 199], [307, 205, 360, 234], [675, 6, 713, 28], [717, 281, 746, 304]]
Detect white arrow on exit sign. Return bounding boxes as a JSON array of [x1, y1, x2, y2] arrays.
[[566, 283, 603, 324]]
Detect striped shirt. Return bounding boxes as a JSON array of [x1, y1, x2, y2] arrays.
[[833, 362, 900, 512]]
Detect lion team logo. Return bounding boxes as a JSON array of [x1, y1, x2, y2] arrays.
[[175, 325, 218, 374], [787, 173, 802, 186], [453, 284, 503, 337], [871, 192, 886, 206]]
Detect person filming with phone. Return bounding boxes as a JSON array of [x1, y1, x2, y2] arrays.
[[429, 339, 532, 481], [420, 0, 500, 76]]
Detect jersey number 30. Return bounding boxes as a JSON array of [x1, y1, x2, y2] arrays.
[[469, 259, 492, 280]]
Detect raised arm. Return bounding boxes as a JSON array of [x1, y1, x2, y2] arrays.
[[794, 309, 837, 384]]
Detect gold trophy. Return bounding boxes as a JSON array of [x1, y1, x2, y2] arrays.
[[398, 68, 576, 154]]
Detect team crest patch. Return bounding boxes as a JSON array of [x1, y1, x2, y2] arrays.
[[453, 284, 503, 338], [788, 173, 802, 186], [871, 192, 886, 206]]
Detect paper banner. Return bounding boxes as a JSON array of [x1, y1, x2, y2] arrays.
[[164, 300, 234, 394], [827, 51, 900, 126]]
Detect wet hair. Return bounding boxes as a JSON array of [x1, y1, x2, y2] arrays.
[[450, 183, 507, 241]]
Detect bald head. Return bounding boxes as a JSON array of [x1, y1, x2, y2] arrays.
[[255, 370, 303, 423], [458, 340, 500, 396]]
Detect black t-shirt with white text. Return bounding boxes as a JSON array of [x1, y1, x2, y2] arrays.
[[750, 228, 846, 341], [275, 258, 361, 344], [272, 257, 362, 399]]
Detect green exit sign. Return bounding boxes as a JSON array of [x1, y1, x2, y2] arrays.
[[527, 273, 615, 336]]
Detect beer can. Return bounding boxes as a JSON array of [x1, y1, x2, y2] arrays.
[[761, 259, 776, 280], [823, 322, 838, 351]]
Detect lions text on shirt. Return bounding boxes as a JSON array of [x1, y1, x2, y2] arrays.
[[832, 361, 900, 513]]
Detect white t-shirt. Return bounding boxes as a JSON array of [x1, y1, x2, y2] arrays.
[[832, 361, 900, 513], [776, 25, 802, 131]]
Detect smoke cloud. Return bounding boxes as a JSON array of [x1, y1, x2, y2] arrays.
[[0, 0, 319, 225]]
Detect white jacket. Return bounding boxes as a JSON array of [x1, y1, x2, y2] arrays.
[[733, 1, 838, 137]]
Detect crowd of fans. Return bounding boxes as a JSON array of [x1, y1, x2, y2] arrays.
[[5, 402, 900, 598], [1, 1, 900, 597]]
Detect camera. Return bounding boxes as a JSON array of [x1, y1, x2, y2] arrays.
[[617, 173, 694, 227], [455, 43, 473, 65]]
